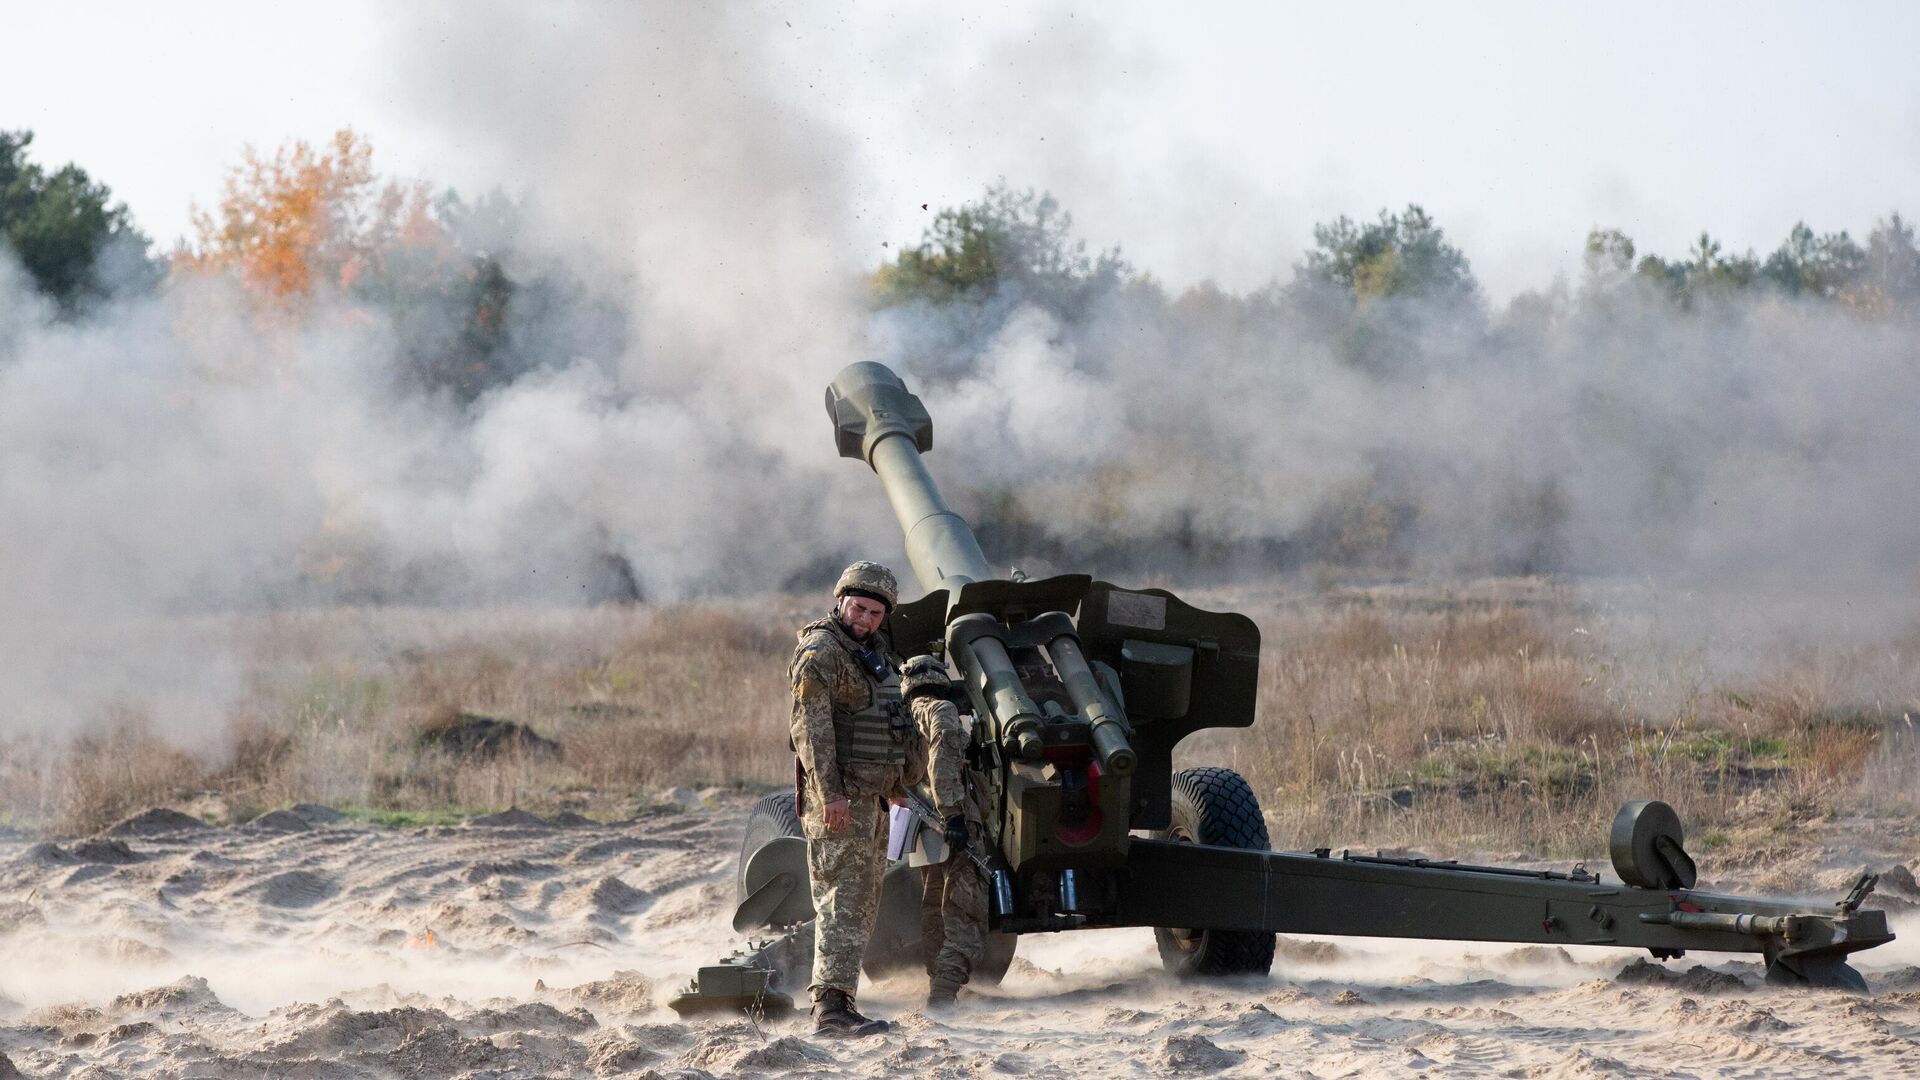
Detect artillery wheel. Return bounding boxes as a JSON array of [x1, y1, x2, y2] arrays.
[[1154, 767, 1277, 977], [736, 791, 803, 905]]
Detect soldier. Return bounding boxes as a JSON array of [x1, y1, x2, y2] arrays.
[[789, 560, 909, 1038], [900, 654, 989, 1008]]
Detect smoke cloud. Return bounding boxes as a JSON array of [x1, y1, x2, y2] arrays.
[[2, 2, 1917, 746]]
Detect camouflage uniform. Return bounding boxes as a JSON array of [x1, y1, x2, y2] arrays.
[[790, 612, 911, 997], [912, 690, 990, 998]]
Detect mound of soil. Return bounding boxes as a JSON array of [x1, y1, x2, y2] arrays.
[[416, 712, 561, 761], [288, 804, 347, 825], [106, 809, 208, 838], [1880, 862, 1919, 894], [1875, 966, 1920, 991], [246, 870, 338, 909], [22, 842, 76, 864], [111, 976, 226, 1018], [267, 1005, 455, 1057], [468, 808, 551, 828], [1160, 1034, 1244, 1073], [104, 1020, 158, 1044], [245, 809, 312, 832], [585, 1035, 660, 1074], [554, 970, 653, 1015], [676, 1026, 825, 1072], [729, 1035, 831, 1071], [588, 877, 650, 918], [1615, 958, 1747, 993], [461, 1002, 596, 1034], [70, 838, 143, 864], [1274, 935, 1344, 964], [1497, 945, 1578, 967]]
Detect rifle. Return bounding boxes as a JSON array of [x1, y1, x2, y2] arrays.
[[898, 784, 1017, 918], [897, 786, 991, 875]]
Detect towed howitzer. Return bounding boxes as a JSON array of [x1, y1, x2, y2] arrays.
[[668, 362, 1894, 1014]]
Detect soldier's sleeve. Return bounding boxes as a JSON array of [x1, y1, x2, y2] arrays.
[[912, 696, 971, 817], [888, 642, 933, 789], [790, 640, 844, 801]]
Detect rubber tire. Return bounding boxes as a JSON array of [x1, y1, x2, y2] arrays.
[[1153, 766, 1277, 977], [736, 791, 803, 906]]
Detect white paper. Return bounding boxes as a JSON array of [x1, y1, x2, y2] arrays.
[[886, 803, 916, 860]]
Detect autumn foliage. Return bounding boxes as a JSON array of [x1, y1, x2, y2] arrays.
[[168, 129, 555, 404], [176, 129, 450, 303]]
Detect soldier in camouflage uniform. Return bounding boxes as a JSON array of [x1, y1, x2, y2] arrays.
[[900, 654, 990, 1007], [789, 561, 910, 1038]]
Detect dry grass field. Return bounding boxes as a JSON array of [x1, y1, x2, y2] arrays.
[[10, 577, 1920, 1078], [5, 578, 1917, 860], [1189, 579, 1920, 858]]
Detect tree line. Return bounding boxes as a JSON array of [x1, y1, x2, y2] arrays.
[[7, 123, 1919, 403], [1, 128, 619, 406], [8, 127, 1917, 580], [875, 181, 1920, 314]]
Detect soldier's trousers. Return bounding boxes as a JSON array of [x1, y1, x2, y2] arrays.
[[920, 817, 988, 993], [804, 794, 889, 996]]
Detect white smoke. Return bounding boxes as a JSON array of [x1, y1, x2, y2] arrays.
[[0, 3, 915, 741], [3, 1, 1918, 748], [898, 280, 1920, 625]]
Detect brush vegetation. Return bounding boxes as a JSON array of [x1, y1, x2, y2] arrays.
[[4, 580, 1915, 857], [1185, 580, 1920, 858]]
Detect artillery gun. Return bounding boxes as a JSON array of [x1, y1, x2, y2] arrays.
[[669, 362, 1893, 1014]]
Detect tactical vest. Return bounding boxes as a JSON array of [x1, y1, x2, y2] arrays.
[[836, 660, 907, 767]]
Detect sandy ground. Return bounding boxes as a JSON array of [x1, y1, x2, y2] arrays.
[[3, 798, 1920, 1079]]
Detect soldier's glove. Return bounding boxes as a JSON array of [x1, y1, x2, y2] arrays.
[[943, 815, 968, 854]]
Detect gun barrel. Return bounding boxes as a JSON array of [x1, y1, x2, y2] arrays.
[[826, 362, 991, 597], [1045, 633, 1137, 777], [870, 436, 991, 596], [950, 613, 1046, 761]]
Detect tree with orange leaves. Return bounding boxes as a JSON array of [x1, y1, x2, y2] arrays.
[[174, 129, 543, 403], [176, 129, 448, 303], [175, 130, 629, 406]]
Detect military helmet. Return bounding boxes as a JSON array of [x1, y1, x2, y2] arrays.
[[833, 560, 898, 610], [900, 653, 951, 699]]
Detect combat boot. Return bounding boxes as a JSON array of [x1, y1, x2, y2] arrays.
[[811, 988, 889, 1038], [925, 979, 961, 1010]]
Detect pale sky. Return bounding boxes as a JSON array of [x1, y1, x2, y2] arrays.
[[7, 1, 1919, 301]]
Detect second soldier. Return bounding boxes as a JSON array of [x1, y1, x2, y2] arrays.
[[900, 653, 990, 1007]]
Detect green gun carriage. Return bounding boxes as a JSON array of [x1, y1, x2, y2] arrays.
[[670, 362, 1892, 1015]]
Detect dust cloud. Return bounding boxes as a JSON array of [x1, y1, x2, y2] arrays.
[[4, 802, 1919, 1075]]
